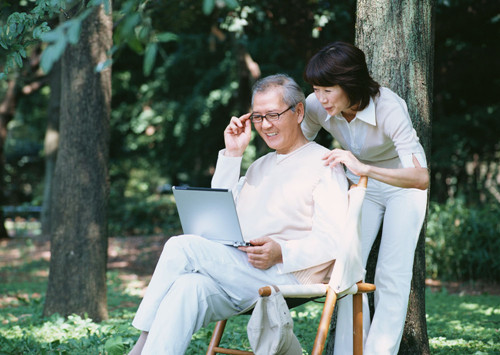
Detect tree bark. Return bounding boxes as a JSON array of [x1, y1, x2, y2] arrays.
[[43, 1, 112, 322], [355, 1, 434, 354], [40, 59, 61, 240], [0, 78, 18, 239]]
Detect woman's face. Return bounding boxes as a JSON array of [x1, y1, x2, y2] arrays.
[[313, 85, 356, 118]]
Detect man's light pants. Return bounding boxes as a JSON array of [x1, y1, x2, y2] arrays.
[[334, 177, 427, 355], [132, 235, 299, 354]]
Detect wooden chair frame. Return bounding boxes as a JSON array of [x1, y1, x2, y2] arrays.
[[206, 281, 375, 355]]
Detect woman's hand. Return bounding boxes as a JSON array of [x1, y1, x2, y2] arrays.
[[238, 237, 283, 270], [323, 148, 369, 176], [224, 113, 252, 157], [324, 149, 430, 190]]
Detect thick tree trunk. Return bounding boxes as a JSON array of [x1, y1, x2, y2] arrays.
[[355, 1, 434, 354], [43, 2, 112, 322], [40, 59, 61, 240]]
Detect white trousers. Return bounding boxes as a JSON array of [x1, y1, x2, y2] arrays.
[[334, 176, 428, 355], [132, 235, 299, 355]]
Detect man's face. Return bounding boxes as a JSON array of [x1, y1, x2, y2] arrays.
[[251, 88, 304, 155]]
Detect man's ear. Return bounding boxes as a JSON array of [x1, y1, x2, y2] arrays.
[[295, 102, 305, 124]]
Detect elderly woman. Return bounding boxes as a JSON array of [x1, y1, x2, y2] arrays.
[[128, 74, 362, 354], [302, 41, 429, 355]]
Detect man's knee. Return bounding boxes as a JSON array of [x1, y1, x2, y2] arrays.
[[170, 273, 236, 325], [163, 234, 202, 252]]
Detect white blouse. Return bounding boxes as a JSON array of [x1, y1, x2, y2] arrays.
[[302, 87, 427, 170]]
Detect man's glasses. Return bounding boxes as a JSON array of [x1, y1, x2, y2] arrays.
[[250, 106, 294, 123]]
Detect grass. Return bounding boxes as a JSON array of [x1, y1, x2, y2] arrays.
[[1, 238, 499, 354]]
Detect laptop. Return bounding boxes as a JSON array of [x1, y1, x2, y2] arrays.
[[172, 186, 251, 247]]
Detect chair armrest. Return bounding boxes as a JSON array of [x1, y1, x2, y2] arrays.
[[259, 281, 375, 298], [259, 284, 328, 298], [356, 282, 376, 293]]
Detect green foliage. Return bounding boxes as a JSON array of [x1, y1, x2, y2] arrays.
[[431, 0, 500, 204], [426, 200, 500, 281], [0, 1, 115, 76], [0, 1, 56, 76]]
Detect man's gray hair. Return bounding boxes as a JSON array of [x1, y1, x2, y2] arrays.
[[251, 74, 306, 112]]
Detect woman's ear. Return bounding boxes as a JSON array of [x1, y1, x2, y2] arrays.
[[295, 102, 305, 124]]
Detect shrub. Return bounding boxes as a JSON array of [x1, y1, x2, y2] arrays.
[[426, 200, 500, 281]]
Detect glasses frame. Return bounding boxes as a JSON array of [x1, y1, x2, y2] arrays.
[[250, 105, 294, 123]]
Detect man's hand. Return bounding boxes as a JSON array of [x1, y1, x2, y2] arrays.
[[224, 113, 252, 157], [238, 237, 283, 270]]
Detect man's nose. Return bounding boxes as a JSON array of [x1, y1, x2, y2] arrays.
[[262, 118, 273, 128]]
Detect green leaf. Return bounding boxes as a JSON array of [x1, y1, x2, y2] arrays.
[[0, 39, 8, 50], [126, 36, 144, 53], [40, 28, 61, 43], [33, 22, 49, 40], [155, 32, 178, 43], [120, 13, 141, 38], [224, 0, 239, 9], [143, 42, 158, 76], [66, 20, 81, 45], [104, 336, 125, 355], [14, 52, 23, 68], [95, 59, 112, 72], [40, 37, 67, 73], [203, 0, 215, 15]]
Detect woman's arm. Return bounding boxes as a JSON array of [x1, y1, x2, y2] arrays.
[[366, 155, 429, 190], [301, 93, 325, 140], [323, 149, 429, 190]]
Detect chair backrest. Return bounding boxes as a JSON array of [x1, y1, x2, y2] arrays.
[[328, 176, 367, 294]]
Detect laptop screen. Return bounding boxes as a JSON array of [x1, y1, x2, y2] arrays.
[[172, 186, 250, 247]]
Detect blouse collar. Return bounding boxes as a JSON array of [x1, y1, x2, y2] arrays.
[[328, 96, 377, 126]]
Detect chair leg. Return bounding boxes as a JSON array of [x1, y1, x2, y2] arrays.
[[207, 320, 227, 355], [311, 287, 338, 355], [353, 293, 363, 355]]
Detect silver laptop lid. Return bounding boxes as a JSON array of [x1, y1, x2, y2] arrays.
[[172, 186, 250, 247]]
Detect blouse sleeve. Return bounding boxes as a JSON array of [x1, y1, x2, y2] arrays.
[[381, 96, 428, 169], [301, 93, 324, 141], [277, 165, 349, 273]]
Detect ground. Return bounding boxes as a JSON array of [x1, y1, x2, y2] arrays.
[[1, 235, 499, 296]]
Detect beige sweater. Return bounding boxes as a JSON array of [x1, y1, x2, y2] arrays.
[[212, 142, 349, 284]]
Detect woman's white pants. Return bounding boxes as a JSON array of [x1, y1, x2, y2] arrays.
[[334, 176, 428, 355], [132, 235, 299, 354]]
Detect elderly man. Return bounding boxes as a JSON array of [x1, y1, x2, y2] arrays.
[[129, 74, 359, 354]]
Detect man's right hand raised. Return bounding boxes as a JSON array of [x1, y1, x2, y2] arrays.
[[223, 113, 252, 157]]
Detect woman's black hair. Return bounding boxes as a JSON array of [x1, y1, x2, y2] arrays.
[[303, 41, 380, 111]]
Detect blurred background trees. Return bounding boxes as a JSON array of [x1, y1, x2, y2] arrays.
[[0, 0, 498, 297]]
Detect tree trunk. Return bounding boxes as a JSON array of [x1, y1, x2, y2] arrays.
[[40, 59, 61, 240], [0, 78, 18, 239], [43, 1, 112, 322], [355, 1, 434, 354]]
